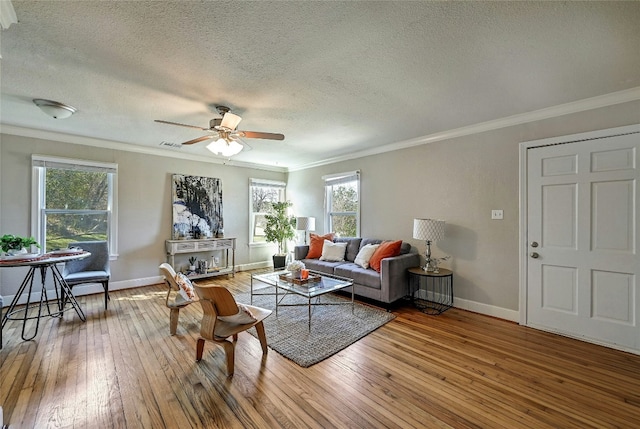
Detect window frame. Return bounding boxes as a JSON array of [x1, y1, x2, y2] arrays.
[[249, 177, 287, 246], [323, 170, 360, 237], [31, 154, 118, 257]]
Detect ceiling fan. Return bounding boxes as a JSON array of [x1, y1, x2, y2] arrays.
[[155, 105, 284, 156]]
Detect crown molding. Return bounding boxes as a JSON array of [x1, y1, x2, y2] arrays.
[[0, 124, 287, 173], [288, 86, 640, 171], [2, 86, 638, 173]]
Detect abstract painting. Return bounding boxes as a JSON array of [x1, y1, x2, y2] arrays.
[[172, 174, 223, 239]]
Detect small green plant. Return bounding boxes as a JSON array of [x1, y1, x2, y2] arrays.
[[188, 256, 197, 265], [264, 201, 296, 255], [1, 234, 41, 253]]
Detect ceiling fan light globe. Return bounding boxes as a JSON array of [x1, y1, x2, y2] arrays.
[[206, 138, 243, 157]]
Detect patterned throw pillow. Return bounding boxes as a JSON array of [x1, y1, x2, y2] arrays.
[[174, 272, 199, 302], [218, 303, 257, 324], [354, 243, 380, 269]]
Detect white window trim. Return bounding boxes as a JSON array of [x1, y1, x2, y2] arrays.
[[31, 154, 119, 259], [249, 177, 286, 247], [323, 170, 360, 236]]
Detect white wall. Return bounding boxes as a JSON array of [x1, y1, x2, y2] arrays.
[[0, 134, 286, 301], [1, 100, 639, 319], [288, 100, 640, 319]]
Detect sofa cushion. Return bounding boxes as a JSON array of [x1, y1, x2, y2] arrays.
[[369, 240, 403, 272], [302, 258, 345, 275], [334, 237, 362, 262], [361, 238, 410, 255], [354, 243, 380, 269], [320, 240, 347, 262], [334, 263, 382, 289], [306, 233, 335, 259], [399, 241, 412, 255]]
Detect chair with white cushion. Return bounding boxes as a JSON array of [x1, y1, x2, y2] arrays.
[[195, 284, 271, 376], [159, 262, 195, 335]]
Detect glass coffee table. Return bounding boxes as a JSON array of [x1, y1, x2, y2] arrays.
[[251, 269, 354, 329]]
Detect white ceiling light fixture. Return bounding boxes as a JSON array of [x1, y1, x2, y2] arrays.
[[206, 137, 243, 157], [33, 99, 77, 119]]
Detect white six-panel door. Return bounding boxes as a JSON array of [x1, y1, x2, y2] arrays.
[[524, 127, 640, 352]]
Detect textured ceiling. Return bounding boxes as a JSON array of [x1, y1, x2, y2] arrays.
[[1, 1, 639, 170]]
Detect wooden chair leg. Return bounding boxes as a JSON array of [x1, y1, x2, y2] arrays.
[[196, 338, 205, 361], [255, 321, 268, 355], [221, 340, 235, 376], [169, 308, 180, 335], [232, 333, 238, 342]]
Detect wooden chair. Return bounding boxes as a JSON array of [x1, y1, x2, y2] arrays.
[[159, 263, 193, 335], [194, 284, 271, 376]]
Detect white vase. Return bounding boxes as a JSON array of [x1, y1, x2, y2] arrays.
[[292, 270, 302, 279], [7, 247, 27, 256]]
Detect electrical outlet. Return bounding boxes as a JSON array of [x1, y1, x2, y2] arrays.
[[491, 209, 504, 220]]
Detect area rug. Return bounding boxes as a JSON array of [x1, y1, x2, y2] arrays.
[[234, 286, 395, 368]]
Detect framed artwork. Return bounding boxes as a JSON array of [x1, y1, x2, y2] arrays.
[[172, 174, 223, 239]]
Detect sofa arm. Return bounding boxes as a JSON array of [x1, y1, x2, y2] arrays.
[[294, 245, 309, 261], [380, 252, 421, 303]]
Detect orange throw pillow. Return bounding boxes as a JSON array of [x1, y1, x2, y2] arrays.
[[306, 233, 335, 259], [369, 240, 402, 272]]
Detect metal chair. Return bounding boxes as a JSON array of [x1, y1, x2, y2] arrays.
[[62, 241, 111, 309], [159, 263, 193, 335], [195, 284, 271, 376]]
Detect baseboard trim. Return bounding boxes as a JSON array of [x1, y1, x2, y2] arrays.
[[453, 297, 519, 322], [2, 269, 520, 324]]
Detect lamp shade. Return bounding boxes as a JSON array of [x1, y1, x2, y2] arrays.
[[220, 112, 242, 130], [413, 218, 445, 242], [206, 138, 243, 157], [296, 216, 316, 231]]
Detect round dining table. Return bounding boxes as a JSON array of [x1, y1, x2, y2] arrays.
[[1, 251, 89, 341]]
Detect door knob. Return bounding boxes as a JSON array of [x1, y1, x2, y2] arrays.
[[530, 241, 539, 248], [530, 252, 539, 259]]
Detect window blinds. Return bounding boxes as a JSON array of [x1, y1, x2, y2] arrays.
[[32, 155, 117, 174]]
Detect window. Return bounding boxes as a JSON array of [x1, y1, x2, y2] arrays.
[[249, 178, 286, 244], [323, 171, 360, 237], [31, 155, 118, 254]]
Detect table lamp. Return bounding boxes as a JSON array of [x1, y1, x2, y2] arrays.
[[413, 218, 445, 272], [295, 217, 316, 244]]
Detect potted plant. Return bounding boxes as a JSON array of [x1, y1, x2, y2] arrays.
[[264, 201, 296, 269], [1, 234, 40, 255]]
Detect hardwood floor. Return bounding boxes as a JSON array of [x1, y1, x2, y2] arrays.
[[1, 271, 640, 428]]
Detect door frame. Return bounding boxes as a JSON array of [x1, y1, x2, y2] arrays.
[[518, 124, 640, 333]]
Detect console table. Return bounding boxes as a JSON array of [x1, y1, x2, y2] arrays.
[[165, 238, 235, 279]]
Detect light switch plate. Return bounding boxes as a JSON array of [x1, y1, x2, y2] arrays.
[[491, 209, 504, 220]]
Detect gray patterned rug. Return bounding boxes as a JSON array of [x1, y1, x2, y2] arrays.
[[235, 286, 395, 368]]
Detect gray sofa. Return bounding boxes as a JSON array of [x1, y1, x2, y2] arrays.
[[294, 238, 420, 305]]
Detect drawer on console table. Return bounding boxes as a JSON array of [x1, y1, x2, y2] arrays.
[[197, 239, 234, 250], [166, 239, 235, 255]]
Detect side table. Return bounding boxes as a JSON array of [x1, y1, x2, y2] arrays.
[[407, 267, 453, 315]]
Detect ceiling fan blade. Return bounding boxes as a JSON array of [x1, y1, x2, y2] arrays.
[[237, 131, 285, 141], [154, 119, 208, 131], [220, 112, 242, 130], [181, 135, 215, 145]]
